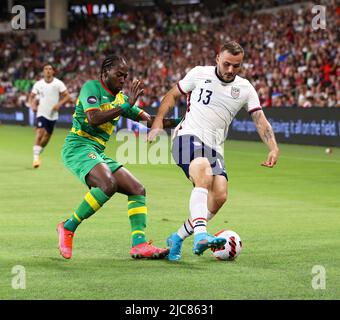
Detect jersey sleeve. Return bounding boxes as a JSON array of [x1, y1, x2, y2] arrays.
[[119, 94, 143, 120], [31, 82, 38, 95], [58, 80, 67, 93], [123, 105, 144, 121], [78, 81, 101, 112], [243, 82, 262, 114], [177, 66, 201, 94]]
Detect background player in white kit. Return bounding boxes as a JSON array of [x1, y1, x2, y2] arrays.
[[28, 64, 72, 168], [148, 41, 280, 261]]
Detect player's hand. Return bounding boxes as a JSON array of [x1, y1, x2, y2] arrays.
[[31, 105, 38, 113], [138, 112, 152, 128], [147, 117, 164, 143], [261, 148, 279, 168], [126, 79, 144, 106]]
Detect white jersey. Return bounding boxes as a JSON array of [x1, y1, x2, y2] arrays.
[[175, 66, 262, 156], [31, 77, 67, 121]]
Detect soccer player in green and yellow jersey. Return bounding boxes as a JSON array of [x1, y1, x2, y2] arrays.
[[57, 54, 178, 260]]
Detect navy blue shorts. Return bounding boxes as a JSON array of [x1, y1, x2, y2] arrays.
[[171, 134, 228, 180], [36, 116, 56, 135]]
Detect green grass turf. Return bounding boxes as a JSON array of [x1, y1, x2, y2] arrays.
[[0, 124, 339, 300]]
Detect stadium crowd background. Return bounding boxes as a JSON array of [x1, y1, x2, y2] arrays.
[[0, 0, 339, 110]]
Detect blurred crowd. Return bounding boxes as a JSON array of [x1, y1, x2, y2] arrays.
[[0, 0, 339, 109]]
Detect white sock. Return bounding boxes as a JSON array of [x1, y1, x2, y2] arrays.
[[189, 187, 208, 235], [33, 145, 43, 161], [177, 218, 194, 240], [177, 210, 215, 240]]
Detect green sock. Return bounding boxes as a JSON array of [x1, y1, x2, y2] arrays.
[[128, 195, 147, 246], [64, 187, 110, 232]]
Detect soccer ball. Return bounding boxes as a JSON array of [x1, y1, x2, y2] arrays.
[[325, 148, 332, 155], [211, 230, 242, 261]]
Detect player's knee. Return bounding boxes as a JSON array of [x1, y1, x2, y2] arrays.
[[189, 158, 213, 188], [133, 183, 146, 196], [99, 176, 118, 197]]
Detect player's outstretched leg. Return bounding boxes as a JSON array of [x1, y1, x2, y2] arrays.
[[128, 195, 169, 259], [188, 158, 227, 256], [113, 168, 169, 259], [166, 211, 214, 261], [167, 175, 227, 261], [127, 195, 169, 259]]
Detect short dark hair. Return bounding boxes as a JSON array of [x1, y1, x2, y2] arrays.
[[220, 41, 244, 56], [101, 54, 126, 78], [43, 63, 54, 69]]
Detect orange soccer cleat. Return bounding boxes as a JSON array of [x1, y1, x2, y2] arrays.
[[33, 158, 41, 168], [130, 240, 169, 259], [57, 221, 74, 259]]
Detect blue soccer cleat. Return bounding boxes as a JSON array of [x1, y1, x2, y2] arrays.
[[166, 233, 183, 261], [193, 232, 226, 256]]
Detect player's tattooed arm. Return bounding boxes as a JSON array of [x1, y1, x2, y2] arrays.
[[251, 110, 274, 143], [251, 109, 279, 167]]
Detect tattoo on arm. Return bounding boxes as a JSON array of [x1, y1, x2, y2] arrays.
[[252, 111, 262, 126], [252, 110, 275, 144], [263, 127, 274, 143]]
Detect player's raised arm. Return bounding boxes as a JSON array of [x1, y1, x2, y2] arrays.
[[86, 80, 143, 126], [147, 85, 182, 142], [251, 109, 279, 168]]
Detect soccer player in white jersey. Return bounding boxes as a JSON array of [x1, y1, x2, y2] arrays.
[[28, 64, 72, 168], [148, 41, 280, 261]]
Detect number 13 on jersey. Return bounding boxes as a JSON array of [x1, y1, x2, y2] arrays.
[[197, 88, 213, 105]]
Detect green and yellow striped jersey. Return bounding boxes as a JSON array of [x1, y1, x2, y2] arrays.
[[66, 79, 143, 151]]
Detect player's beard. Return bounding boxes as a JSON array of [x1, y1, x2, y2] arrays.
[[216, 67, 236, 83], [224, 74, 235, 82]]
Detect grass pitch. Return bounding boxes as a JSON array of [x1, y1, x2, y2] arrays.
[[0, 124, 339, 300]]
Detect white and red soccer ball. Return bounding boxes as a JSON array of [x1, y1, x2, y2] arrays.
[[211, 230, 242, 261]]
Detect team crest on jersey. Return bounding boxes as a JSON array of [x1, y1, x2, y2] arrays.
[[88, 152, 97, 159], [231, 86, 240, 99], [87, 96, 97, 104]]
